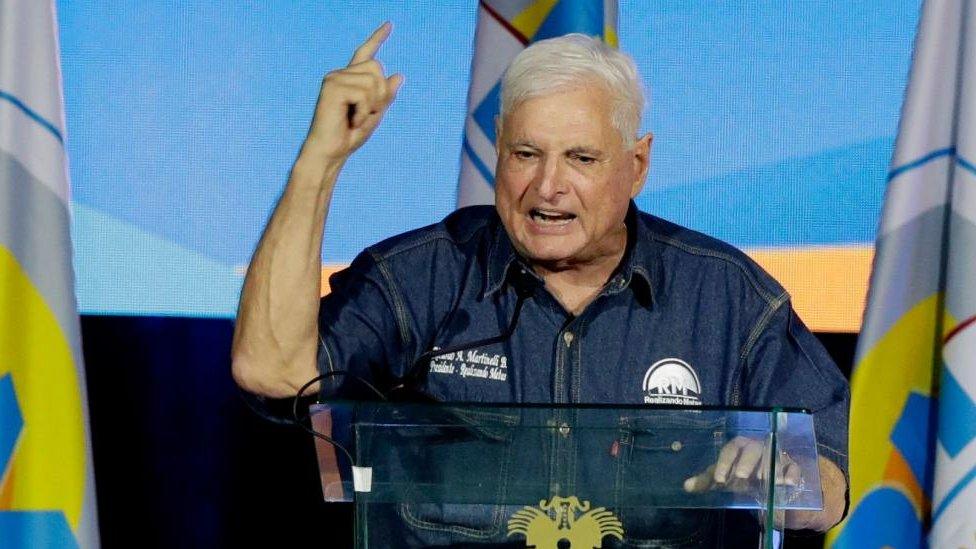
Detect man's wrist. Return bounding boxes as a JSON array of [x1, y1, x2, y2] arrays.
[[298, 136, 349, 166], [291, 147, 344, 194], [783, 455, 846, 532]]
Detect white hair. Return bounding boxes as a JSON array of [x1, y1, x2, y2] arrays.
[[499, 34, 646, 147]]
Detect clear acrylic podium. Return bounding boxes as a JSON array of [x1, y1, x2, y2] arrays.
[[309, 401, 823, 548]]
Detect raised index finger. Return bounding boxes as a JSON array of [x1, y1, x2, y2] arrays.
[[349, 22, 392, 65]]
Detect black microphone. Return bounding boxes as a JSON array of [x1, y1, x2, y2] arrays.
[[386, 268, 540, 402]]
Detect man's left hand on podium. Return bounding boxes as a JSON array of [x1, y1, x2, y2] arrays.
[[682, 436, 847, 532]]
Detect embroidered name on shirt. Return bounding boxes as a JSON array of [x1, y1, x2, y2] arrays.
[[430, 349, 509, 382], [642, 358, 702, 405]]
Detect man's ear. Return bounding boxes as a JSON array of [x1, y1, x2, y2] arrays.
[[630, 132, 653, 198]]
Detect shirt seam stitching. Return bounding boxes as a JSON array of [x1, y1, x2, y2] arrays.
[[787, 308, 840, 390], [731, 291, 789, 405], [367, 250, 412, 369], [574, 317, 588, 404], [739, 290, 789, 363], [650, 233, 780, 305], [317, 332, 337, 393], [370, 222, 489, 261], [817, 442, 848, 458]]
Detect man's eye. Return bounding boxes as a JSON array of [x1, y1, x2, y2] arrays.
[[573, 154, 596, 165], [513, 150, 535, 160]]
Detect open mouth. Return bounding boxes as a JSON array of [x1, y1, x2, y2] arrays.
[[529, 208, 577, 226]]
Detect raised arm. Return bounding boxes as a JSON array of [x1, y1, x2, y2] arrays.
[[232, 23, 403, 397]]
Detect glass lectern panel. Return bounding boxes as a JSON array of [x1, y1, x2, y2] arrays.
[[309, 401, 823, 548]]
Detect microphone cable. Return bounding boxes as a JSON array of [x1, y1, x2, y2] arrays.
[[289, 370, 387, 465]]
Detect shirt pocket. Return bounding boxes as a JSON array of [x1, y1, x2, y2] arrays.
[[396, 409, 518, 545], [612, 416, 725, 547]]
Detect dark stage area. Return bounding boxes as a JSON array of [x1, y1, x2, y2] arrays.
[[81, 315, 855, 548]]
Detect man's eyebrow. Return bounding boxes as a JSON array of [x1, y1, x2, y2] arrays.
[[566, 146, 604, 156], [507, 139, 539, 149]]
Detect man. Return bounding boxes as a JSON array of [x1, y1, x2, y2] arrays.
[[232, 22, 849, 545]]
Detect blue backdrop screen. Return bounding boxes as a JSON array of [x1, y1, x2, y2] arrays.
[[58, 1, 921, 328]]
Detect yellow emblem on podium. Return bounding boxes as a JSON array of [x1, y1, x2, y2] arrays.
[[506, 496, 624, 548]]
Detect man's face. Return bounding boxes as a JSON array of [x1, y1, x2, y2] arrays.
[[494, 85, 651, 271]]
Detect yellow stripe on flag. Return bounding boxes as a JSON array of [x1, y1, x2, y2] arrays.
[[604, 25, 618, 48], [511, 0, 559, 40], [847, 294, 939, 517], [0, 246, 85, 530]]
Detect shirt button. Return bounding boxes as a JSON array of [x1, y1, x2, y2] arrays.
[[559, 423, 571, 437], [671, 440, 683, 452], [563, 332, 574, 346]]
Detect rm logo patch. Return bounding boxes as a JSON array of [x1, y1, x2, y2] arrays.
[[642, 358, 702, 405]]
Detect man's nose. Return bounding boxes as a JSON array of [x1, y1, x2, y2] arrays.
[[533, 157, 566, 200]]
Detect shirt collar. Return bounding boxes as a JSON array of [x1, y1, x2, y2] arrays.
[[483, 217, 531, 298], [482, 202, 662, 306], [604, 202, 660, 306]]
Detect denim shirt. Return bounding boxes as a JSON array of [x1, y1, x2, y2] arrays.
[[317, 204, 850, 547]]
